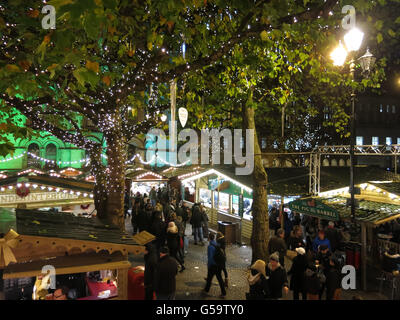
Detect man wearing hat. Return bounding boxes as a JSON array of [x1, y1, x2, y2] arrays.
[[287, 247, 308, 300], [154, 247, 179, 300], [265, 252, 289, 300]]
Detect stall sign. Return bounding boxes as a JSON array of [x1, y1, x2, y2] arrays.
[[288, 198, 339, 221]]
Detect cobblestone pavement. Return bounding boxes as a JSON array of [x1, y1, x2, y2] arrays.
[[126, 217, 389, 300]]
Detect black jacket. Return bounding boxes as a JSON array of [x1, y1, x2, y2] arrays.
[[326, 267, 342, 299], [150, 219, 166, 241], [166, 232, 180, 252], [137, 209, 151, 231], [304, 268, 321, 295], [265, 264, 288, 299], [288, 254, 307, 292], [154, 255, 178, 295], [190, 206, 203, 228], [144, 244, 159, 287], [316, 251, 331, 276], [248, 270, 269, 300], [268, 236, 287, 265], [287, 236, 305, 251], [325, 227, 342, 252]]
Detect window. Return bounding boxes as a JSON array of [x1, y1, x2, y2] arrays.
[[356, 136, 363, 146], [386, 137, 392, 145], [387, 105, 390, 113], [27, 143, 41, 168], [372, 137, 379, 145], [379, 104, 383, 112], [398, 138, 400, 145], [393, 105, 396, 114]]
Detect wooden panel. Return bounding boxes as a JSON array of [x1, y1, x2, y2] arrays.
[[3, 252, 130, 279], [116, 268, 128, 300]]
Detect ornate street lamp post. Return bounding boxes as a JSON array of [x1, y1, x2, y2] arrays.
[[330, 28, 376, 291]]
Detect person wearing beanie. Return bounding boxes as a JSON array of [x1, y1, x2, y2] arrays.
[[287, 247, 308, 300], [154, 247, 178, 300], [268, 228, 287, 267], [265, 252, 289, 299], [166, 222, 185, 272], [246, 260, 269, 300], [312, 230, 331, 253]]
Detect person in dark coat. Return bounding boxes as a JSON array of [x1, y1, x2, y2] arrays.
[[137, 205, 151, 232], [203, 233, 226, 297], [217, 231, 228, 288], [150, 211, 166, 251], [144, 242, 158, 300], [287, 247, 308, 300], [247, 259, 269, 300], [166, 222, 185, 272], [269, 207, 280, 236], [265, 252, 289, 300], [325, 221, 342, 252], [304, 263, 321, 300], [287, 225, 305, 251], [268, 228, 287, 266], [154, 247, 178, 300], [190, 204, 204, 245], [315, 244, 331, 299], [326, 256, 342, 300]]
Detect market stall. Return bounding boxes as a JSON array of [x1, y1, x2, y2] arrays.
[[126, 169, 168, 196], [0, 170, 94, 216], [289, 181, 400, 290], [0, 208, 153, 300]]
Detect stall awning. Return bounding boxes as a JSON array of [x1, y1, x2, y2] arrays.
[[288, 198, 339, 221], [126, 169, 168, 182]]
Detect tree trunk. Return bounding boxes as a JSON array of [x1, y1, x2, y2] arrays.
[[243, 91, 270, 264], [89, 144, 108, 220], [104, 111, 127, 230]]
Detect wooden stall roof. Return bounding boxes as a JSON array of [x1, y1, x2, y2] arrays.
[[320, 196, 400, 226], [370, 182, 400, 196], [0, 172, 94, 192], [126, 169, 168, 181], [15, 209, 143, 246], [3, 252, 130, 279]]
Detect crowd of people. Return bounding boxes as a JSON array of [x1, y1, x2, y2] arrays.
[[124, 185, 222, 300], [247, 206, 348, 300]]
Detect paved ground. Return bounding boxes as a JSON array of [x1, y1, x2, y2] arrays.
[[125, 217, 391, 300]]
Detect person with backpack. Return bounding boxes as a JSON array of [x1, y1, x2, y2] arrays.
[[203, 233, 227, 298], [190, 204, 204, 245]]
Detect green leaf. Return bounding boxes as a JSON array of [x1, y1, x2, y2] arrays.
[[377, 33, 383, 44]]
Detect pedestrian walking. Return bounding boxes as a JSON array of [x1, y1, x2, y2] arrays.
[[246, 259, 269, 300], [154, 247, 178, 300], [166, 221, 185, 272], [200, 205, 209, 239], [287, 247, 307, 300], [190, 204, 204, 245], [216, 231, 229, 288], [203, 233, 226, 298], [150, 211, 166, 251], [265, 252, 289, 300], [149, 187, 157, 207], [268, 228, 287, 267], [269, 207, 280, 238], [315, 244, 331, 299], [144, 242, 158, 300]]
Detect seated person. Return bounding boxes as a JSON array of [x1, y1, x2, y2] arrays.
[[382, 247, 400, 275]]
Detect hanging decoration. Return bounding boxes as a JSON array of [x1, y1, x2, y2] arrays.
[[16, 184, 30, 198], [178, 107, 188, 128]]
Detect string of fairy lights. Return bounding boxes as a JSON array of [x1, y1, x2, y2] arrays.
[[0, 150, 191, 167]]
